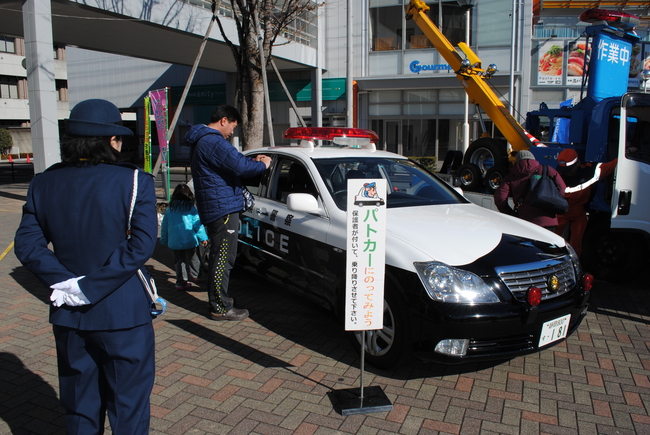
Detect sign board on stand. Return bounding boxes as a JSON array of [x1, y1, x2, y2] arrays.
[[332, 178, 393, 416]]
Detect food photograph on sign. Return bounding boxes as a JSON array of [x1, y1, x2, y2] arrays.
[[538, 41, 564, 85], [567, 41, 589, 86], [630, 43, 643, 79]]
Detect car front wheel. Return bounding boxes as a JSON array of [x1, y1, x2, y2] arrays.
[[351, 290, 412, 369]]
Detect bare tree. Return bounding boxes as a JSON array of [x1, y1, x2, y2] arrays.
[[213, 0, 320, 150]]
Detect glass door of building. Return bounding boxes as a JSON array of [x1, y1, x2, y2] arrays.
[[371, 119, 402, 155]]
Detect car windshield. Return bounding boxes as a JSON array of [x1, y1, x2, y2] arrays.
[[313, 157, 468, 211]]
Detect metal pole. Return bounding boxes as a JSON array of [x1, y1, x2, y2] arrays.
[[360, 332, 365, 402], [153, 4, 220, 176], [509, 0, 516, 116], [346, 0, 353, 128], [463, 7, 470, 152], [270, 58, 306, 127]]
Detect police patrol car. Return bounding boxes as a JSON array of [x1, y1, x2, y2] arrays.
[[238, 127, 592, 369]]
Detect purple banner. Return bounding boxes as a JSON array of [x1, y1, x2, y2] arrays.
[[149, 89, 168, 165]]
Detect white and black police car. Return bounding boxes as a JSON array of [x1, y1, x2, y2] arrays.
[[238, 127, 592, 369]]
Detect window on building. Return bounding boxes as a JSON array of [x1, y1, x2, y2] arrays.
[[370, 1, 402, 51], [404, 119, 437, 156], [0, 76, 18, 99], [56, 80, 68, 101], [370, 1, 470, 51], [404, 90, 436, 115], [408, 1, 468, 48], [476, 0, 511, 46], [429, 2, 468, 46], [0, 36, 16, 54]]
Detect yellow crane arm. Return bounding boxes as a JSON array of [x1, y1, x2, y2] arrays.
[[405, 0, 534, 152]]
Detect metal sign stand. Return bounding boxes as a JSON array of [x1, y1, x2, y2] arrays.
[[332, 333, 393, 416], [332, 178, 393, 416]]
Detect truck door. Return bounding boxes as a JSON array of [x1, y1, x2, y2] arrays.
[[611, 93, 650, 237]]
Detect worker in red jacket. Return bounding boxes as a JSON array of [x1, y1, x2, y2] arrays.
[[555, 148, 618, 257]]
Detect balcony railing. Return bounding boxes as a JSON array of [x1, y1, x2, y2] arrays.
[[533, 15, 650, 40], [533, 25, 582, 39], [180, 0, 318, 47]]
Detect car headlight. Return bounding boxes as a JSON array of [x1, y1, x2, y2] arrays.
[[414, 262, 500, 304], [566, 243, 583, 279]]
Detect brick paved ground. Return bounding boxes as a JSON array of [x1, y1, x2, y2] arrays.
[[1, 170, 649, 434]]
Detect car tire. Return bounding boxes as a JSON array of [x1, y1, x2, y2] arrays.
[[456, 163, 482, 192], [463, 137, 508, 174], [581, 220, 647, 283], [484, 165, 508, 194], [350, 288, 412, 369]]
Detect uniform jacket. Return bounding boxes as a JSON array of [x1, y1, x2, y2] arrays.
[[561, 159, 618, 217], [160, 205, 207, 250], [494, 159, 566, 228], [14, 162, 158, 330], [186, 124, 267, 225]]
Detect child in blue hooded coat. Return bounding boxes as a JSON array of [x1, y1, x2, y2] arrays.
[[160, 183, 208, 290]]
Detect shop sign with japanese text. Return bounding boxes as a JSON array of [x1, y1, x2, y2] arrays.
[[345, 179, 387, 331]]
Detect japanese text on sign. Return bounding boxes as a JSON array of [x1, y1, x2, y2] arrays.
[[345, 179, 387, 331]]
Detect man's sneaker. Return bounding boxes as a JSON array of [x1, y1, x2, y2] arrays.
[[175, 282, 192, 291], [209, 307, 249, 321]]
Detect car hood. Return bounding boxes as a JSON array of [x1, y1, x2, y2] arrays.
[[386, 203, 566, 267]]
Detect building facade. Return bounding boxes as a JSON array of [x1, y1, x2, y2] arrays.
[[0, 36, 69, 155], [2, 0, 649, 163]]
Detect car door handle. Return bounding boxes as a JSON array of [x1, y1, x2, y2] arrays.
[[617, 190, 631, 215], [256, 207, 269, 216]]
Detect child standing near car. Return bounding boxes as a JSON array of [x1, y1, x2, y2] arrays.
[[160, 183, 208, 290]]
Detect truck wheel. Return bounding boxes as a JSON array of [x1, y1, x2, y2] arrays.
[[581, 222, 647, 283], [456, 163, 482, 191], [350, 289, 412, 369], [484, 166, 508, 194], [464, 138, 508, 175]]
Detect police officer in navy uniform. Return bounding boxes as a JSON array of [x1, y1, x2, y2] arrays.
[[14, 99, 159, 435]]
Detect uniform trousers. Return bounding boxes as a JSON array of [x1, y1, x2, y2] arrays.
[[555, 212, 588, 257], [205, 213, 239, 314], [53, 322, 155, 435]]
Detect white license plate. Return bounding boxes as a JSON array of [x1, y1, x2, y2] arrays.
[[538, 314, 571, 347]]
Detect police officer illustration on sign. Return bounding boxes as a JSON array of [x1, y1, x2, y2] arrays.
[[354, 182, 385, 206]]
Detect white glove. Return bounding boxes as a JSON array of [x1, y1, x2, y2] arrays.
[[62, 292, 89, 307], [50, 289, 67, 307], [50, 276, 90, 307]]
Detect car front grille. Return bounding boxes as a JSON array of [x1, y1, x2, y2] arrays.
[[468, 334, 534, 355], [496, 257, 576, 302]]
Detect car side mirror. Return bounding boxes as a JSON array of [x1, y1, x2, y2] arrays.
[[287, 193, 321, 214]]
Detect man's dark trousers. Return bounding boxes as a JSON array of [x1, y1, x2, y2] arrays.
[[206, 213, 239, 314]]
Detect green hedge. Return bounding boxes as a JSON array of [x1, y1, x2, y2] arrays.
[[0, 128, 13, 154]]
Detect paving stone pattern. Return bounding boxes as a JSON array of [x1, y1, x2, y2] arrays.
[[1, 174, 649, 434]]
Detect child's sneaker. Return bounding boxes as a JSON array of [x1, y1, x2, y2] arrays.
[[175, 282, 192, 291]]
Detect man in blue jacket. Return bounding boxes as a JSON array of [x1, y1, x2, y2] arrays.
[[14, 99, 159, 434], [186, 105, 271, 321]]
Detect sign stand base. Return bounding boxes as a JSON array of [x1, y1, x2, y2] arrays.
[[331, 333, 393, 416], [332, 385, 393, 416]]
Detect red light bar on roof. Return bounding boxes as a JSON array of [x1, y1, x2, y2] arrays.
[[284, 127, 380, 143], [579, 8, 639, 26]]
